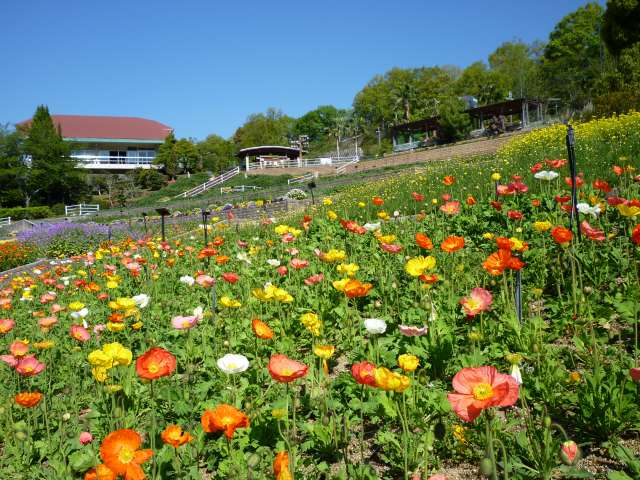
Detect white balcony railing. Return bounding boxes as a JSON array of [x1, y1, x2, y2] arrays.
[[71, 155, 156, 168]]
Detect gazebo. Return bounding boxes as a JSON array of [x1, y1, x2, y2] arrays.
[[466, 98, 544, 130], [237, 146, 304, 171], [390, 116, 440, 152]]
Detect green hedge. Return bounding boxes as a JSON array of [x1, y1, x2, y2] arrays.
[[0, 206, 52, 220]]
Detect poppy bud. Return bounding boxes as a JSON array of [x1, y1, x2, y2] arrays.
[[560, 440, 580, 465], [247, 453, 260, 468], [15, 431, 27, 441], [543, 417, 552, 428], [480, 457, 494, 476]]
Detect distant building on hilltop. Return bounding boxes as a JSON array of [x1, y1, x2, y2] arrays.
[[18, 114, 172, 171]]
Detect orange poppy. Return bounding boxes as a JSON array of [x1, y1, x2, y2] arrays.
[[273, 451, 292, 480], [212, 236, 225, 246], [419, 273, 439, 285], [482, 249, 524, 275], [84, 464, 116, 480], [135, 347, 176, 380], [372, 196, 384, 206], [632, 224, 640, 245], [443, 175, 455, 186], [197, 247, 218, 260], [160, 425, 192, 448], [440, 236, 465, 253], [551, 226, 573, 245], [99, 429, 153, 480], [268, 354, 308, 383], [466, 195, 476, 206], [15, 391, 42, 408], [201, 404, 249, 439], [343, 279, 373, 298], [252, 319, 274, 340], [351, 361, 376, 386]]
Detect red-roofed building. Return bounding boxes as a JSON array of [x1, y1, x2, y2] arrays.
[[19, 114, 172, 171]]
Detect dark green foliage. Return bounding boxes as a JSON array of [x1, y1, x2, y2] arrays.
[[132, 168, 167, 191], [437, 99, 472, 143], [0, 206, 51, 220], [197, 134, 236, 173], [601, 0, 640, 56], [232, 108, 294, 151]]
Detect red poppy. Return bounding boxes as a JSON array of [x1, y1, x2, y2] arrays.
[[497, 184, 513, 196], [201, 404, 249, 439], [268, 354, 308, 383], [340, 219, 366, 235], [447, 366, 519, 422], [546, 158, 567, 168], [551, 226, 573, 245], [631, 224, 640, 245], [304, 273, 324, 286], [302, 215, 312, 231], [415, 233, 433, 250], [351, 361, 376, 386], [555, 195, 571, 204], [411, 192, 424, 202], [564, 176, 584, 188], [509, 181, 528, 193], [530, 162, 543, 173], [531, 199, 541, 207], [441, 193, 452, 201], [443, 176, 455, 186], [440, 236, 464, 253], [419, 273, 439, 285], [593, 179, 611, 193], [607, 196, 625, 206], [135, 347, 176, 380], [221, 272, 239, 283], [372, 196, 384, 206], [507, 210, 523, 221], [490, 201, 503, 211]]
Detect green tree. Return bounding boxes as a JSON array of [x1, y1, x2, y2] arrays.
[[601, 0, 640, 56], [455, 62, 509, 105], [154, 131, 178, 179], [0, 125, 24, 207], [232, 108, 294, 150], [20, 105, 86, 207], [489, 41, 544, 98], [197, 134, 235, 173], [542, 2, 607, 109], [437, 99, 472, 143], [174, 138, 200, 173]]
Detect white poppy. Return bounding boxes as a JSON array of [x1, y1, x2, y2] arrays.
[[132, 294, 150, 308], [217, 354, 249, 374], [576, 202, 601, 218], [71, 308, 89, 320], [510, 364, 523, 385], [364, 318, 387, 334], [533, 170, 559, 181], [180, 275, 195, 286], [267, 259, 281, 267], [363, 222, 381, 232], [237, 252, 252, 264]]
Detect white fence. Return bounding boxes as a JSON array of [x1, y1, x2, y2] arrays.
[[220, 185, 262, 194], [176, 166, 240, 198], [0, 217, 11, 227], [247, 155, 358, 171], [288, 172, 316, 185], [65, 204, 100, 217], [335, 157, 360, 175]]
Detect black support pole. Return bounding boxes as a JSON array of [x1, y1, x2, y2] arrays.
[[566, 124, 581, 239]]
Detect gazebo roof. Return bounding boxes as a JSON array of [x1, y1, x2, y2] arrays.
[[390, 116, 440, 135], [466, 98, 542, 118], [237, 146, 302, 159]]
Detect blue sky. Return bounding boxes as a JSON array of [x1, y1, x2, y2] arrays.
[[1, 0, 598, 140]]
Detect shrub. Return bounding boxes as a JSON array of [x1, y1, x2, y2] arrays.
[[0, 206, 51, 220], [285, 188, 308, 200]]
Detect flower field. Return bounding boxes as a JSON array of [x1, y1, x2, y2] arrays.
[[1, 117, 640, 480]]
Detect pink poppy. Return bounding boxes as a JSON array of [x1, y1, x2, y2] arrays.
[[459, 288, 492, 317], [447, 366, 519, 422], [290, 258, 309, 269], [277, 266, 288, 276], [16, 355, 46, 377], [10, 340, 29, 357], [509, 181, 528, 193], [237, 240, 248, 248], [39, 292, 57, 304], [51, 304, 64, 313], [0, 354, 18, 368], [69, 325, 91, 342], [380, 243, 402, 253], [281, 233, 295, 243], [580, 221, 605, 241], [38, 316, 58, 331], [440, 201, 460, 215], [630, 367, 640, 382], [171, 309, 203, 330], [196, 275, 215, 288], [0, 318, 15, 334], [287, 248, 300, 256], [398, 325, 428, 336], [304, 274, 324, 286], [496, 184, 515, 196]]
